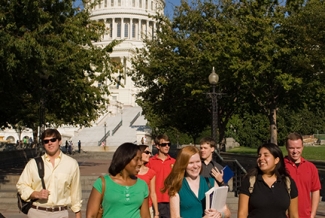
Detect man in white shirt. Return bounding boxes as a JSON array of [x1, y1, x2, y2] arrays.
[[17, 129, 82, 218]]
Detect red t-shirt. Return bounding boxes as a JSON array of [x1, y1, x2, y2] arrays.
[[285, 156, 321, 218], [137, 168, 156, 207], [147, 154, 175, 203]]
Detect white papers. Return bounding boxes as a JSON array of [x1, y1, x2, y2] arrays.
[[205, 186, 228, 211]]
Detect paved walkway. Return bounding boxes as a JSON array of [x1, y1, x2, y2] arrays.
[[1, 151, 325, 217]]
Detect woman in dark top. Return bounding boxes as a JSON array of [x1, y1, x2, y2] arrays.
[[237, 143, 298, 218]]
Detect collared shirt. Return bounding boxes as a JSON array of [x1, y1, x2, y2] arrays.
[[178, 176, 212, 218], [16, 151, 82, 212], [147, 154, 175, 203], [200, 160, 223, 178], [239, 174, 298, 218], [285, 156, 321, 218]]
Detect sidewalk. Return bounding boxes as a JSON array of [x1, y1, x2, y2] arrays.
[[1, 151, 325, 217]]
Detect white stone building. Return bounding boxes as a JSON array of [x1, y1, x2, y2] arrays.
[[0, 1, 161, 143], [90, 0, 164, 106]]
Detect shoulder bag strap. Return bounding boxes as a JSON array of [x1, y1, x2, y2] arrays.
[[99, 176, 106, 205], [34, 157, 46, 189], [285, 176, 291, 196], [248, 176, 256, 194]]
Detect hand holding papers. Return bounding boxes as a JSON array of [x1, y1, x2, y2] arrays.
[[205, 186, 229, 211]]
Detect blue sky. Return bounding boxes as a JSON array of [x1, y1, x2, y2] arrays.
[[164, 0, 181, 18]]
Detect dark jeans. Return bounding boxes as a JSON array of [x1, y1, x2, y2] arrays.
[[158, 202, 170, 218]]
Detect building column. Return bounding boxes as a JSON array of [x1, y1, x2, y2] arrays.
[[121, 18, 124, 39], [130, 18, 133, 39], [146, 20, 149, 37], [139, 19, 142, 40], [112, 18, 116, 38]]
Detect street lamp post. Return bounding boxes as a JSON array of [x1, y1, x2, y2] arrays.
[[208, 67, 222, 152], [104, 121, 107, 146]]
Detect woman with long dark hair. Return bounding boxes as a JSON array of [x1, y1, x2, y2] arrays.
[[86, 143, 150, 218], [237, 143, 299, 218]]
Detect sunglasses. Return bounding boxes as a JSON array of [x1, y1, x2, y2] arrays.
[[159, 143, 171, 147], [43, 138, 57, 144], [143, 151, 152, 155]]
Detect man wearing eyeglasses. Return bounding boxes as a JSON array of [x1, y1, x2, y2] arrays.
[[147, 134, 175, 218], [17, 129, 82, 218]]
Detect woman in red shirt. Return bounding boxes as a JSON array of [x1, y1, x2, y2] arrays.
[[137, 145, 159, 218]]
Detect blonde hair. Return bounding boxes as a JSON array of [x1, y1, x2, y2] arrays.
[[162, 146, 200, 196]]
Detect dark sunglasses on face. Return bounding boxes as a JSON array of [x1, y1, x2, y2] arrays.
[[143, 151, 152, 155], [159, 143, 171, 147], [43, 138, 57, 144]]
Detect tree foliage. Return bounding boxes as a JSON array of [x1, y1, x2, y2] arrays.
[[0, 0, 119, 132], [131, 0, 243, 142], [132, 0, 325, 144], [225, 105, 325, 148]]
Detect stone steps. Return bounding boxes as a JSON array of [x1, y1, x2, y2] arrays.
[[226, 192, 238, 211]]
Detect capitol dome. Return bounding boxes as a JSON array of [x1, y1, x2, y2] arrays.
[[89, 0, 165, 107]]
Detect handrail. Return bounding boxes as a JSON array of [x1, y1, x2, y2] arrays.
[[233, 159, 247, 174], [232, 159, 246, 196], [214, 150, 224, 163], [213, 151, 246, 196], [129, 112, 140, 126], [112, 121, 122, 136], [98, 130, 110, 146]]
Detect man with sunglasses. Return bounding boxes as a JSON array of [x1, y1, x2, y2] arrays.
[[147, 134, 175, 218], [17, 129, 82, 218]]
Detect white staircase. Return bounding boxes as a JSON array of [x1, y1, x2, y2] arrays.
[[70, 106, 148, 149]]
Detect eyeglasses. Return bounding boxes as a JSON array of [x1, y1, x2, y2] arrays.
[[143, 151, 152, 155], [43, 138, 57, 144], [159, 143, 171, 147]]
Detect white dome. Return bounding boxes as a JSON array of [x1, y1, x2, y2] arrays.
[[89, 0, 164, 106]]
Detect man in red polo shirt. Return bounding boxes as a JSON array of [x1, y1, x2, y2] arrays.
[[147, 134, 175, 218], [285, 132, 321, 218]]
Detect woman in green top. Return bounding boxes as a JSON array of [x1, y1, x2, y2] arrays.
[[86, 143, 150, 218]]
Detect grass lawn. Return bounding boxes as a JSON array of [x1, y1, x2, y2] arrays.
[[227, 145, 325, 161]]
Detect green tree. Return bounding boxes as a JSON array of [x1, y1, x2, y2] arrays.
[[225, 113, 270, 148], [0, 0, 119, 140], [132, 0, 325, 145], [239, 0, 325, 144], [131, 0, 243, 143], [277, 106, 325, 145]]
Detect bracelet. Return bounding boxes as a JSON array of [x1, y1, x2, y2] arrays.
[[218, 180, 225, 186]]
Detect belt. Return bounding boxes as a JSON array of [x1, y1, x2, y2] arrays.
[[31, 205, 68, 212]]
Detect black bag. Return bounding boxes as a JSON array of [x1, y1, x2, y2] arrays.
[[17, 192, 34, 214], [17, 157, 46, 214]]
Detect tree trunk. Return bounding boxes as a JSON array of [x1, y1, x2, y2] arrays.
[[32, 127, 39, 144], [269, 108, 277, 145]]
